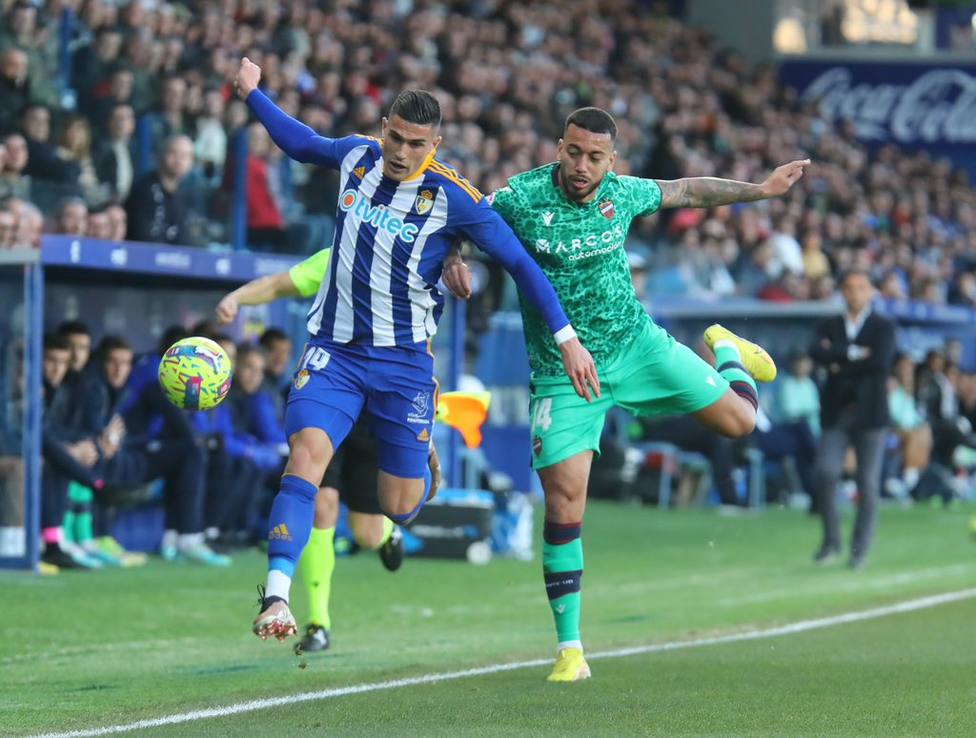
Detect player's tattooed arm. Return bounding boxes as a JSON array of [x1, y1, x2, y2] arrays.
[[657, 159, 810, 209]]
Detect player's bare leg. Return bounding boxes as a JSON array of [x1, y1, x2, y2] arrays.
[[254, 427, 334, 642], [377, 473, 428, 521], [539, 451, 593, 682], [693, 389, 757, 438]]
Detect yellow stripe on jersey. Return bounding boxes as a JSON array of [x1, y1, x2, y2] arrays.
[[429, 161, 483, 202]]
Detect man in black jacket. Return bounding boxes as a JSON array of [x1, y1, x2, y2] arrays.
[[810, 269, 896, 568], [124, 134, 193, 245]]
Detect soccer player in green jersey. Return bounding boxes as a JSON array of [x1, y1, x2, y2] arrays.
[[445, 107, 809, 682]]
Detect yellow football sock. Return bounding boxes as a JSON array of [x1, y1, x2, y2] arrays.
[[299, 526, 335, 630]]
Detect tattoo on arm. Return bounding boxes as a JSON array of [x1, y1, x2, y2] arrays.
[[657, 177, 766, 209]]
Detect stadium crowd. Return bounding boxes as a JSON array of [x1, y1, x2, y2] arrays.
[[0, 0, 974, 308], [2, 1, 976, 569]]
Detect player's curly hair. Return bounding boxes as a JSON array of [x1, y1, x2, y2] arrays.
[[565, 107, 617, 140], [389, 89, 441, 128]]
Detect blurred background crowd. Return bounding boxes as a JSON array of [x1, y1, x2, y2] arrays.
[[1, 0, 975, 309]]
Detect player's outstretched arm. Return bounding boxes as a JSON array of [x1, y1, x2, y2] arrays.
[[235, 57, 344, 166], [657, 159, 811, 209], [215, 272, 301, 325]]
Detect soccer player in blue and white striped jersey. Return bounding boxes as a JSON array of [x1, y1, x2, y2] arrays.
[[234, 58, 599, 641]]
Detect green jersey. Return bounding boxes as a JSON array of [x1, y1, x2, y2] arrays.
[[490, 164, 662, 376]]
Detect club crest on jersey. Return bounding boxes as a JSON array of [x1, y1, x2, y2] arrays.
[[293, 369, 310, 390], [415, 189, 434, 215], [599, 199, 615, 220], [417, 428, 430, 442], [353, 166, 366, 180]]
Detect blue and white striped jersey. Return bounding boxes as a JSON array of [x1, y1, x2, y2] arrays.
[[247, 90, 571, 351]]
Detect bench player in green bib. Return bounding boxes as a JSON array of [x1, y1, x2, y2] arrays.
[[445, 108, 809, 682]]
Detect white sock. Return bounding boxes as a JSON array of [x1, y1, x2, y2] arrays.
[[205, 527, 220, 541], [713, 339, 742, 359], [557, 639, 583, 653], [265, 569, 292, 603], [903, 467, 920, 490], [161, 529, 178, 550]]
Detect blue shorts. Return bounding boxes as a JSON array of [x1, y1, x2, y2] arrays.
[[284, 338, 437, 479]]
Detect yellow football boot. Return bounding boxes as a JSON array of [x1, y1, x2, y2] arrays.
[[704, 324, 777, 383], [546, 647, 591, 682]]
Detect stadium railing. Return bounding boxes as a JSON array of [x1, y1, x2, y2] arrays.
[[0, 249, 43, 571]]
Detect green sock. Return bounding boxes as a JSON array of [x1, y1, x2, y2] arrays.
[[63, 509, 77, 544], [542, 522, 584, 647], [299, 527, 335, 630], [713, 342, 758, 409], [68, 483, 95, 545], [380, 517, 394, 545]]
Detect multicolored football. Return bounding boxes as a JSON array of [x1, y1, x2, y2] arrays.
[[158, 336, 232, 411]]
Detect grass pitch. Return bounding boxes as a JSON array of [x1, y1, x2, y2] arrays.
[[3, 501, 975, 737]]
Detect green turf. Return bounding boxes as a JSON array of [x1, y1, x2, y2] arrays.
[[2, 502, 975, 737]]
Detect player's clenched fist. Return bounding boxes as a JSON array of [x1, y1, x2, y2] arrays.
[[235, 57, 261, 99], [215, 294, 239, 324], [559, 338, 601, 402]]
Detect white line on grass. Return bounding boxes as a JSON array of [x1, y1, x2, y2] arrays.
[[33, 587, 976, 738]]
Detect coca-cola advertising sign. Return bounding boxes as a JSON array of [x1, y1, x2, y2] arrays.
[[780, 60, 976, 174]]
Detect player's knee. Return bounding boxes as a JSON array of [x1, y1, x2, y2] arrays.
[[542, 480, 584, 521], [382, 497, 419, 520], [720, 407, 755, 439], [288, 431, 329, 474]]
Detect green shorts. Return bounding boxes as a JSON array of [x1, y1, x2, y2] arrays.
[[529, 321, 728, 470]]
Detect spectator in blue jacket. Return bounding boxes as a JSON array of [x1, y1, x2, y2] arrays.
[[201, 342, 286, 548]]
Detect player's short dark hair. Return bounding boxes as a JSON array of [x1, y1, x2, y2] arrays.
[[564, 107, 617, 141], [388, 89, 441, 128], [840, 267, 872, 287], [44, 333, 71, 352], [57, 320, 90, 337], [259, 327, 289, 349], [97, 335, 132, 358]]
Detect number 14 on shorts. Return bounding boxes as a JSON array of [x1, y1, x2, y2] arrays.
[[531, 397, 553, 432], [299, 345, 331, 372]]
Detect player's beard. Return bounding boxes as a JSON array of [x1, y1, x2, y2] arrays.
[[560, 169, 600, 203]]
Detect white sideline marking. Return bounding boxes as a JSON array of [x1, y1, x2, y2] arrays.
[[33, 588, 976, 738]]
